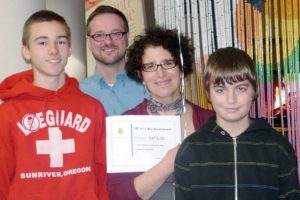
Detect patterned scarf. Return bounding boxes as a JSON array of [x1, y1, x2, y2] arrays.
[[147, 96, 183, 115]]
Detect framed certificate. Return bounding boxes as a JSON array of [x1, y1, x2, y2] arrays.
[[106, 115, 181, 173]]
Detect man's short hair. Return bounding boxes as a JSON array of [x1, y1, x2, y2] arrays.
[[86, 5, 129, 35]]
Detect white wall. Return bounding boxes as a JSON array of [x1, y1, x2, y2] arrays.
[[0, 0, 45, 81], [0, 0, 86, 82]]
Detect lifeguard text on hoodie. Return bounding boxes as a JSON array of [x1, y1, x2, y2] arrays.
[[0, 70, 109, 200]]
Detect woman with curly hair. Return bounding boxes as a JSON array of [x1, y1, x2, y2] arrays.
[[107, 27, 214, 200]]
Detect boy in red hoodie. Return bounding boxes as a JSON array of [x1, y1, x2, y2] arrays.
[[0, 10, 108, 199]]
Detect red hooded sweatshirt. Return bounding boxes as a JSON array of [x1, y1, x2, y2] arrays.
[[0, 70, 108, 200]]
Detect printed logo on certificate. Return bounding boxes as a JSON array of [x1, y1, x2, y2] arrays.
[[106, 115, 181, 173]]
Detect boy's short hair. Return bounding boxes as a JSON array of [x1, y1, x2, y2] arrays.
[[86, 5, 129, 36], [22, 10, 71, 46], [204, 47, 258, 99]]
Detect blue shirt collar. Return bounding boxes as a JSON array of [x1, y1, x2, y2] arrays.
[[94, 69, 127, 85]]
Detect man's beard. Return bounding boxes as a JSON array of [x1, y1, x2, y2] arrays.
[[93, 48, 126, 66]]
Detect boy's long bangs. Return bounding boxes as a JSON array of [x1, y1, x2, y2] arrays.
[[206, 63, 258, 99], [210, 66, 255, 86]]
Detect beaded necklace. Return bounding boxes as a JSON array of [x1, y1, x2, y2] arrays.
[[147, 96, 183, 115]]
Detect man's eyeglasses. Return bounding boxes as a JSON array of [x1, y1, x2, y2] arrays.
[[88, 31, 127, 42], [141, 59, 178, 72]]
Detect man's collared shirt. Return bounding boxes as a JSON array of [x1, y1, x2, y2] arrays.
[[80, 70, 148, 116]]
